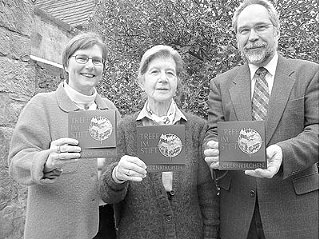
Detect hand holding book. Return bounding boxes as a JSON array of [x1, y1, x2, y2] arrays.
[[44, 138, 81, 173], [112, 155, 147, 183], [204, 140, 220, 169], [245, 144, 283, 178]]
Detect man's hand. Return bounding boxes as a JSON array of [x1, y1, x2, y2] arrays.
[[245, 144, 283, 178], [204, 140, 220, 169]]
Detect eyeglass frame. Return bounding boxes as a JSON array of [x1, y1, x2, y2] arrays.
[[237, 23, 274, 36], [70, 55, 105, 66]]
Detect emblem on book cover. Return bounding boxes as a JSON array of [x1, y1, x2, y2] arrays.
[[237, 128, 263, 155], [158, 133, 183, 158], [88, 116, 113, 143]]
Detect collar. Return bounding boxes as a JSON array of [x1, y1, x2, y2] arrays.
[[63, 80, 97, 104], [136, 100, 187, 125], [249, 52, 278, 79], [55, 82, 110, 112], [63, 81, 97, 110]]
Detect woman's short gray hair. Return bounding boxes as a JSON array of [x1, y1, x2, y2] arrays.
[[137, 45, 183, 83]]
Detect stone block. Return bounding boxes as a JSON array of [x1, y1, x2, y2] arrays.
[[0, 0, 33, 36], [0, 28, 31, 60], [0, 160, 27, 239], [0, 127, 13, 167], [0, 198, 26, 239], [0, 58, 36, 98]]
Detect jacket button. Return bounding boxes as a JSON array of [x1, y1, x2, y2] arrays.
[[250, 190, 255, 197], [166, 215, 172, 222]]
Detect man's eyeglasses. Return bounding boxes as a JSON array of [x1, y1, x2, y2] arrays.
[[237, 23, 273, 36], [71, 55, 104, 66]]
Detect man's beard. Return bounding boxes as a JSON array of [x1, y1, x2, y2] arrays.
[[242, 45, 274, 65]]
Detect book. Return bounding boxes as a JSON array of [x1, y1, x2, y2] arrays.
[[137, 125, 186, 172], [68, 109, 117, 159], [218, 121, 266, 170]]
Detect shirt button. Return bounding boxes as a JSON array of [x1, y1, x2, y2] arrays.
[[166, 215, 172, 222], [250, 190, 255, 197]]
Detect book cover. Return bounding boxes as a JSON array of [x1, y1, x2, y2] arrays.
[[218, 121, 266, 170], [68, 109, 117, 158], [137, 125, 186, 172]]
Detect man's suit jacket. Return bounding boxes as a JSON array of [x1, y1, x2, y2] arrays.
[[205, 55, 319, 239]]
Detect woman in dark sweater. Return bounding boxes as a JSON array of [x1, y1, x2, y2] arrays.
[[99, 45, 219, 239]]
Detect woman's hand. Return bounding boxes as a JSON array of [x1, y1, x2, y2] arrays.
[[113, 155, 147, 183], [44, 138, 81, 172], [204, 140, 220, 169]]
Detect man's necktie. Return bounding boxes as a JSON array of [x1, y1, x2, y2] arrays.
[[252, 67, 269, 121]]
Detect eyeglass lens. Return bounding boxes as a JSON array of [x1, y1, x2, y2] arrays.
[[74, 55, 104, 65]]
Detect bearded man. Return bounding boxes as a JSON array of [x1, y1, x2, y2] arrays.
[[204, 0, 319, 238]]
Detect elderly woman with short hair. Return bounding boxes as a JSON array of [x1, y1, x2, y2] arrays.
[[99, 45, 219, 239]]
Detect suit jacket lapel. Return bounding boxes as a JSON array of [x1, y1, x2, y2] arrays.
[[266, 55, 295, 144], [229, 65, 252, 121], [229, 56, 295, 145]]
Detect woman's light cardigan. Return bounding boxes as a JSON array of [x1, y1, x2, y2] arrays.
[[8, 83, 120, 239]]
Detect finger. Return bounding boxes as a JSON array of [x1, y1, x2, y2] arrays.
[[244, 169, 260, 177], [118, 157, 147, 177], [125, 156, 147, 169], [245, 168, 273, 178], [204, 156, 219, 164], [125, 163, 147, 176], [126, 172, 146, 180], [58, 152, 81, 161], [115, 166, 145, 182], [44, 168, 63, 179], [127, 176, 144, 182], [210, 161, 220, 169], [116, 163, 135, 176], [266, 148, 277, 160], [119, 155, 147, 169], [128, 168, 147, 178], [51, 138, 79, 147], [59, 144, 81, 153], [52, 157, 79, 168], [124, 168, 146, 180], [206, 140, 218, 149], [254, 168, 275, 178], [204, 148, 219, 157]]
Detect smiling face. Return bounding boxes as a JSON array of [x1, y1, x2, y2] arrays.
[[65, 44, 104, 95], [139, 56, 178, 109], [236, 4, 279, 66]]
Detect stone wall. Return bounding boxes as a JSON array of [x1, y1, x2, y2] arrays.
[[0, 1, 73, 238]]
